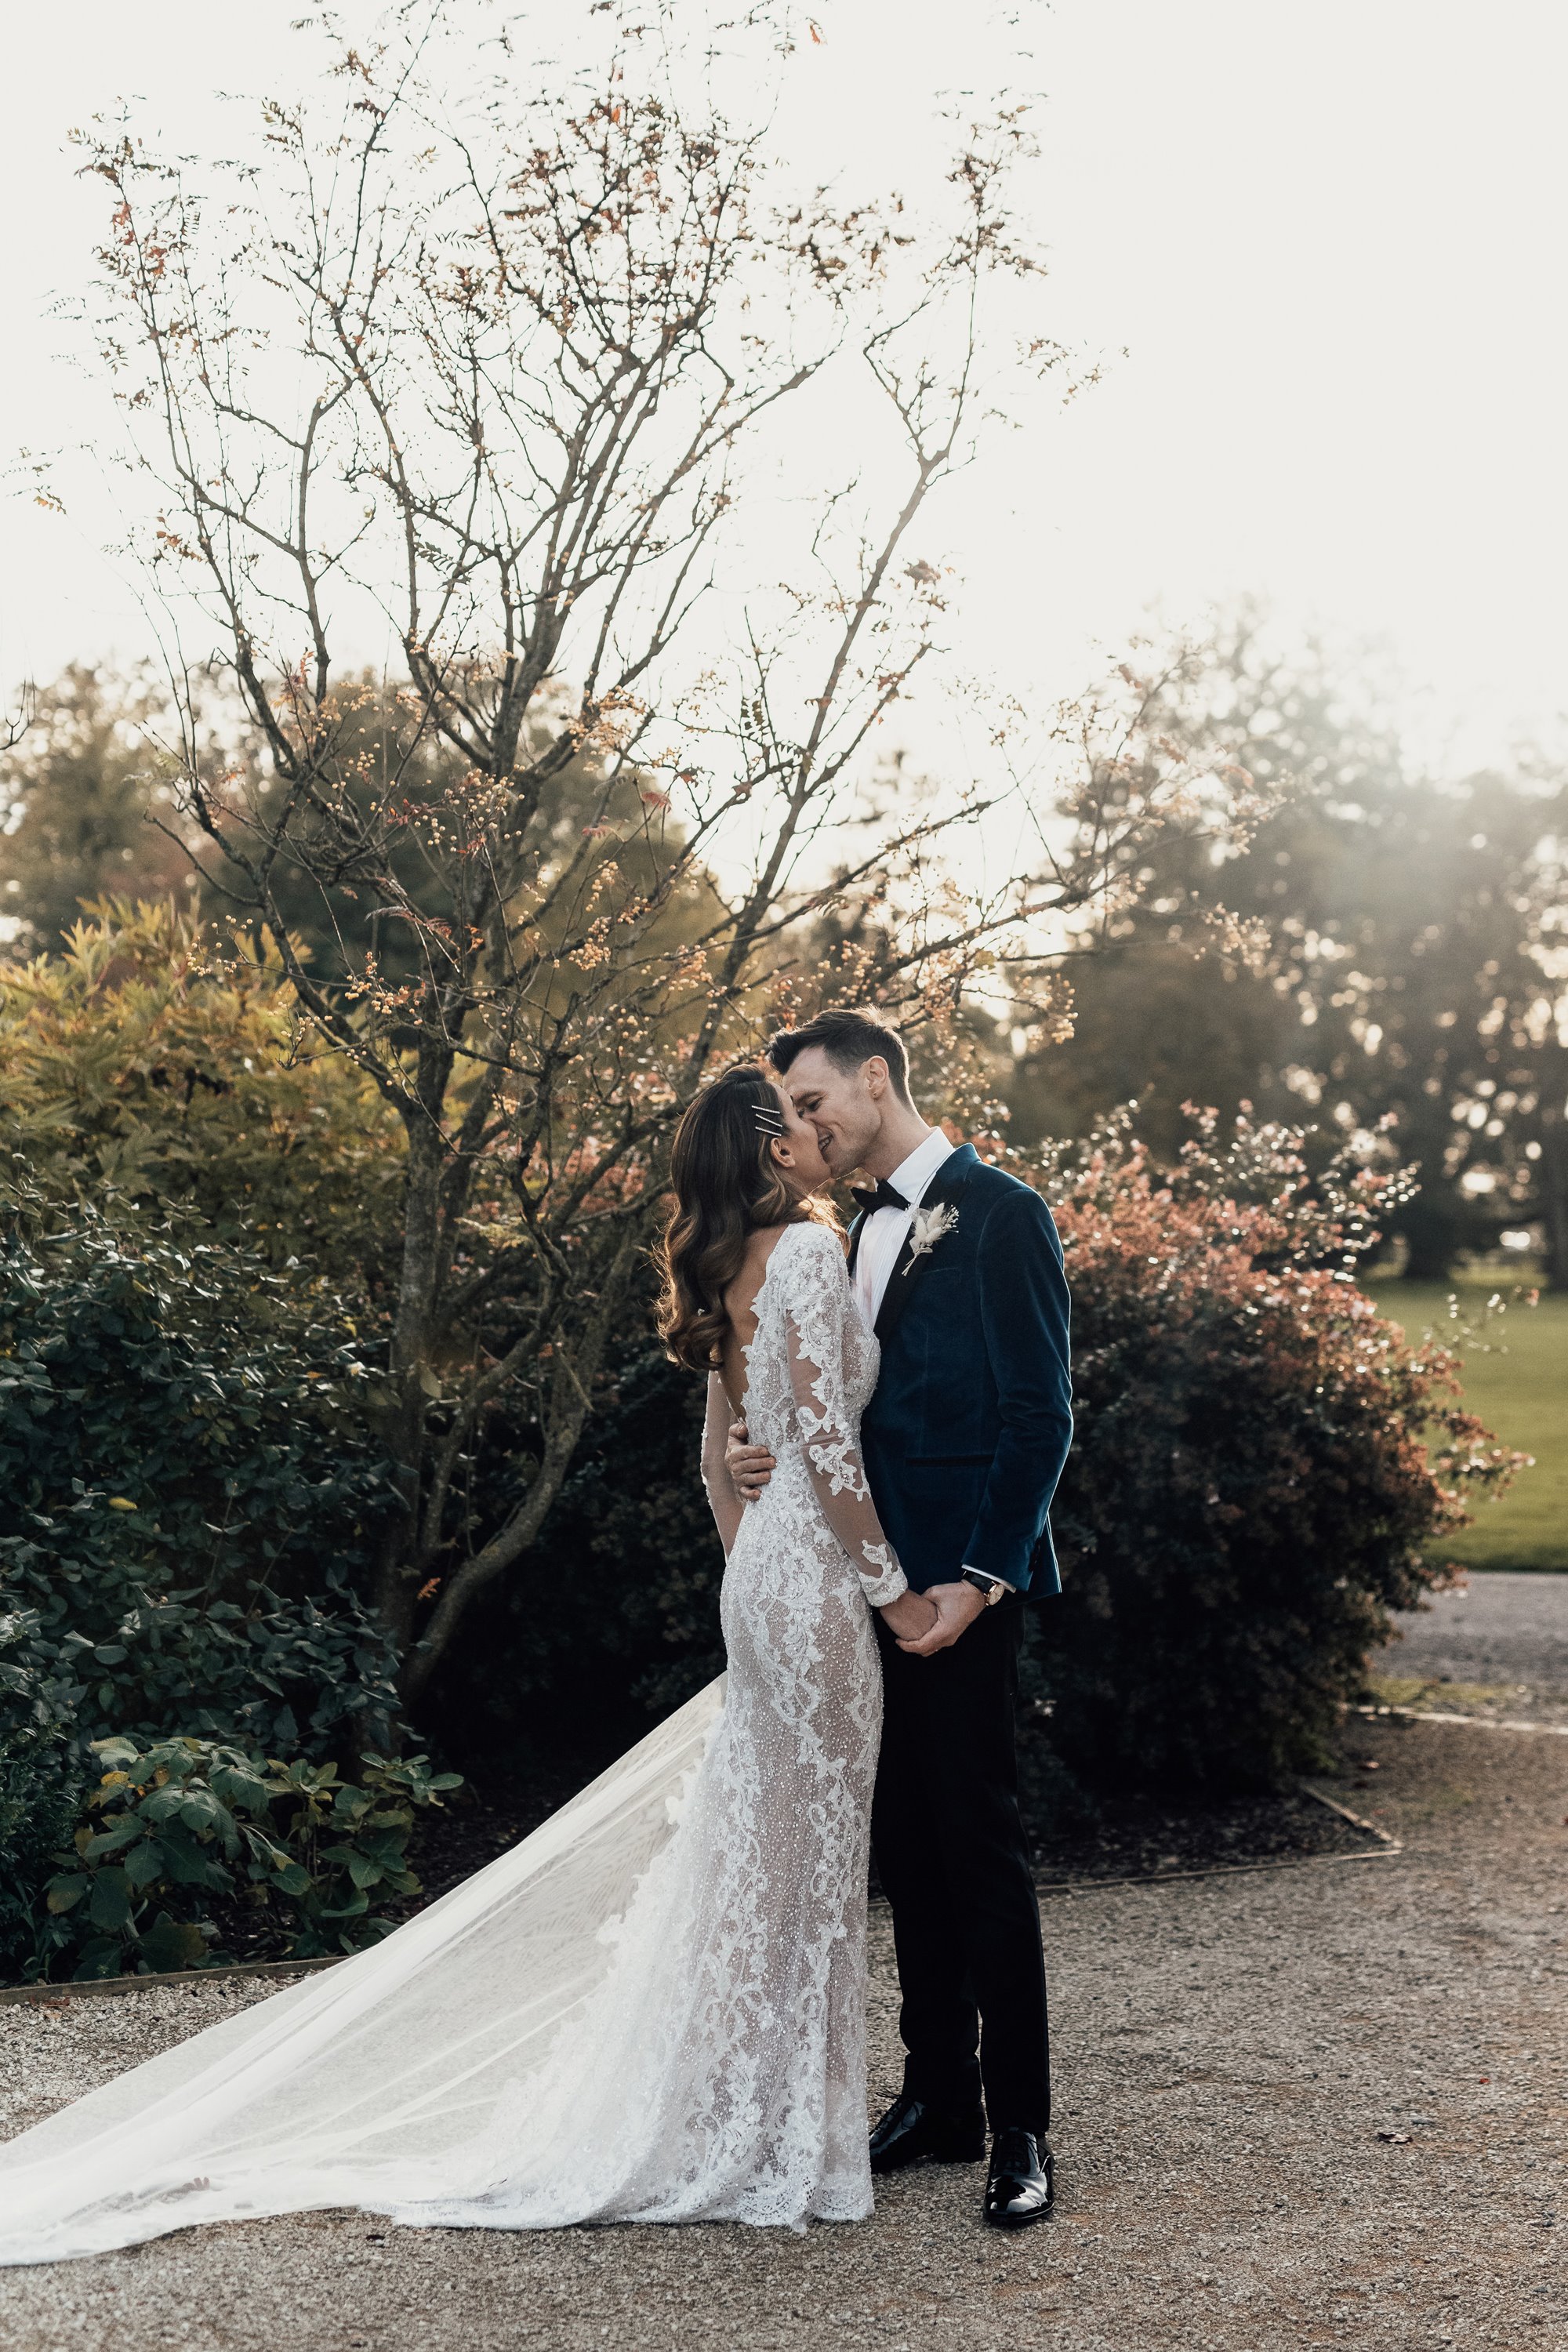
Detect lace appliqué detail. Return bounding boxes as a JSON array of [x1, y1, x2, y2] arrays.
[[844, 1551, 904, 1603], [758, 1222, 908, 1610]]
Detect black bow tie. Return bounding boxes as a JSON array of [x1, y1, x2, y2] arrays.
[[849, 1178, 909, 1217]]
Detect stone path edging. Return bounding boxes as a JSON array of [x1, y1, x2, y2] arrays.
[[1356, 1700, 1568, 1737], [0, 1955, 339, 2010]]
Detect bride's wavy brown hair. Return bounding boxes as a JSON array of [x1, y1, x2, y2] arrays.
[[656, 1062, 829, 1374]]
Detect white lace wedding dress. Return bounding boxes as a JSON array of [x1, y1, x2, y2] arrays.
[[0, 1220, 906, 2262]]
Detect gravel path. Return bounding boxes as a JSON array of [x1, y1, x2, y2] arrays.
[[1388, 1571, 1568, 1706], [2, 1711, 1565, 2351]]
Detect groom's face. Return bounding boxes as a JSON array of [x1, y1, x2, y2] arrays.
[[780, 1046, 882, 1178]]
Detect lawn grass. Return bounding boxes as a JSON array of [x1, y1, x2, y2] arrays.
[[1366, 1273, 1568, 1572]]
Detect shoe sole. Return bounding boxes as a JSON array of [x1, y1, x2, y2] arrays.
[[870, 2143, 987, 2176], [984, 2199, 1055, 2229]]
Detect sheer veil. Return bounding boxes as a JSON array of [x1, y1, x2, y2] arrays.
[[0, 1676, 725, 2264]]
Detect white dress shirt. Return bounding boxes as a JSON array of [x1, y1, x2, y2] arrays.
[[851, 1128, 957, 1329]]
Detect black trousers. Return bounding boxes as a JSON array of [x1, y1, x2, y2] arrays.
[[870, 1600, 1051, 2136]]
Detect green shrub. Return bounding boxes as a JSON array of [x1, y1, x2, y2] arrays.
[[0, 1194, 402, 1758], [0, 1609, 88, 1980], [0, 898, 405, 1284], [38, 1734, 460, 1981], [1029, 1111, 1522, 1787], [422, 1329, 721, 1770]]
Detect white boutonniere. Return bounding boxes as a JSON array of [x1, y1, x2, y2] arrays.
[[903, 1200, 959, 1272]]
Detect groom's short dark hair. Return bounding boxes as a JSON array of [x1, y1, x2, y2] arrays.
[[768, 1008, 913, 1104]]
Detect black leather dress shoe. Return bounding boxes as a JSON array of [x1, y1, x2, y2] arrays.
[[869, 2092, 987, 2174], [983, 2128, 1055, 2228]]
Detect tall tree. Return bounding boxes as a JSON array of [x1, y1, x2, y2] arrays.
[[0, 666, 194, 952], [81, 6, 1254, 1700], [1010, 619, 1566, 1281], [1518, 811, 1568, 1290]]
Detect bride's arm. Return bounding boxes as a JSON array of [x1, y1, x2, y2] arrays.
[[701, 1370, 746, 1558], [777, 1231, 928, 1623]]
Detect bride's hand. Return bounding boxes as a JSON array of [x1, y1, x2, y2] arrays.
[[879, 1588, 938, 1643]]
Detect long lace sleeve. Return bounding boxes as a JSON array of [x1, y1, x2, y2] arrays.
[[700, 1370, 745, 1559], [775, 1226, 908, 1608]]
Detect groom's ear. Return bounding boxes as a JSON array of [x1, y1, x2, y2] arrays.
[[862, 1055, 890, 1102]]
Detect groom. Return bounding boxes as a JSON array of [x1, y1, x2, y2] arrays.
[[727, 1008, 1073, 2230]]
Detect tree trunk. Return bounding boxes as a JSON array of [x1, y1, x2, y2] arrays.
[[1539, 1049, 1568, 1292], [376, 1115, 449, 1653], [1396, 1192, 1457, 1285], [395, 1222, 645, 1708]]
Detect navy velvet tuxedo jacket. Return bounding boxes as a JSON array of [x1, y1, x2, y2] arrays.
[[851, 1145, 1073, 1596]]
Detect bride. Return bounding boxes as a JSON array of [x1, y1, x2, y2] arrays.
[[0, 1061, 936, 2261]]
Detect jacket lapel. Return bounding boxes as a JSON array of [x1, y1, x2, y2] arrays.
[[873, 1144, 978, 1350], [847, 1210, 867, 1277]]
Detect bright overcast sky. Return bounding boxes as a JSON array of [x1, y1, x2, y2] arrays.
[[4, 0, 1566, 775]]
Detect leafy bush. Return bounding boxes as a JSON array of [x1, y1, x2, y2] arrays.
[[1029, 1110, 1523, 1787], [423, 1330, 721, 1770], [0, 1609, 87, 1980], [0, 1192, 403, 1759], [37, 1734, 460, 1981], [0, 898, 405, 1284]]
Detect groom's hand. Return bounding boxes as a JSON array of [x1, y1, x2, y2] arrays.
[[725, 1415, 776, 1503], [879, 1588, 939, 1643], [896, 1578, 989, 1657]]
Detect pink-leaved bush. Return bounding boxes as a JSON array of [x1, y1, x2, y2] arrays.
[[1029, 1109, 1524, 1786]]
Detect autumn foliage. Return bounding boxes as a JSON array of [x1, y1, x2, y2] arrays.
[[1032, 1112, 1523, 1786]]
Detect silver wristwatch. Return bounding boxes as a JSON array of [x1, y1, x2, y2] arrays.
[[960, 1568, 1009, 1606]]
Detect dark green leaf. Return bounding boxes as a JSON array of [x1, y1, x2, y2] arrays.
[[72, 1937, 127, 1982], [123, 1838, 167, 1893], [137, 1913, 212, 1974], [87, 1870, 132, 1933]]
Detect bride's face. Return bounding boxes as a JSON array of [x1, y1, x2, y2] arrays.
[[767, 1082, 832, 1196]]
